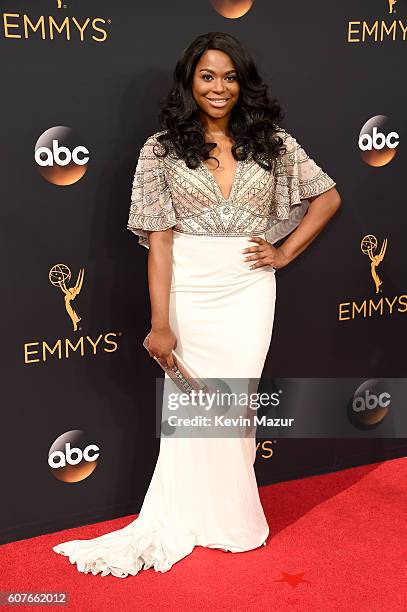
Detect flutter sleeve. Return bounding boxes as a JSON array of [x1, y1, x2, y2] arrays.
[[265, 128, 336, 245], [127, 134, 177, 249]]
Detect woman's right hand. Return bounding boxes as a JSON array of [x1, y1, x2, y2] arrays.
[[146, 326, 177, 369]]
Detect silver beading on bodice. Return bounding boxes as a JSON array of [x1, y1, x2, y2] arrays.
[[127, 128, 336, 249]]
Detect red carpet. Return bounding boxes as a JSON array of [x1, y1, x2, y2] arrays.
[[2, 457, 406, 611]]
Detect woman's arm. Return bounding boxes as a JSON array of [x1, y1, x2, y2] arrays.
[[248, 128, 341, 268], [145, 228, 177, 367], [243, 187, 342, 269], [278, 187, 342, 265]]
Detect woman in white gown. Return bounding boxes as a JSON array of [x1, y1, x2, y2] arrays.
[[52, 32, 341, 577]]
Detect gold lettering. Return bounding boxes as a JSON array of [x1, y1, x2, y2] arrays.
[[71, 17, 91, 42], [384, 296, 398, 314], [23, 332, 120, 362], [48, 16, 69, 40], [86, 334, 103, 354], [65, 337, 85, 357], [104, 333, 118, 352], [338, 295, 407, 320], [2, 13, 110, 42], [347, 19, 407, 43], [3, 13, 20, 38], [24, 342, 40, 364], [256, 440, 273, 459], [347, 21, 360, 43], [362, 21, 379, 42], [398, 295, 407, 312], [339, 302, 351, 320], [92, 18, 108, 42], [23, 14, 45, 39], [369, 298, 384, 316], [43, 339, 62, 361], [398, 20, 407, 40], [353, 301, 367, 318], [382, 20, 397, 40]]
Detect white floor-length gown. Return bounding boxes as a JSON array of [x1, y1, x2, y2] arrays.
[[52, 128, 336, 577]]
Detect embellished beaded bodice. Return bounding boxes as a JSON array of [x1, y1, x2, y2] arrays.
[[127, 128, 336, 249]]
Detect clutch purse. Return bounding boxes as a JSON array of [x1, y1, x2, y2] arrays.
[[142, 333, 209, 396]]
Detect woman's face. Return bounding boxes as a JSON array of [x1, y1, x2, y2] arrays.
[[191, 49, 240, 121]]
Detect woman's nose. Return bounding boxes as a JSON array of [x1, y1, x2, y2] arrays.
[[211, 79, 227, 93]]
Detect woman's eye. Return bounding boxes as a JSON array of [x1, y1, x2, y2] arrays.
[[201, 74, 237, 81]]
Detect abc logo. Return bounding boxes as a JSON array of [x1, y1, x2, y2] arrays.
[[348, 379, 391, 429], [35, 126, 89, 185], [359, 115, 399, 167], [359, 127, 398, 151], [35, 140, 89, 167], [352, 390, 391, 412], [49, 430, 99, 483]]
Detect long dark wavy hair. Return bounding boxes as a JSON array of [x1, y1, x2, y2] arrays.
[[154, 31, 286, 171]]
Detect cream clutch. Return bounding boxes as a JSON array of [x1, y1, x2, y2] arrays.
[[142, 333, 209, 395]]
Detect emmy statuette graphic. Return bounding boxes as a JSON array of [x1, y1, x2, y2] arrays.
[[49, 264, 85, 331], [360, 234, 387, 294]]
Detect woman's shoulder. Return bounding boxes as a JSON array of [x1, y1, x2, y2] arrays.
[[273, 125, 296, 149], [271, 126, 305, 167], [143, 129, 168, 147], [137, 130, 168, 160]]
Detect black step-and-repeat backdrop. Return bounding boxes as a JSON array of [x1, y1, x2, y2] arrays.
[[1, 0, 406, 544]]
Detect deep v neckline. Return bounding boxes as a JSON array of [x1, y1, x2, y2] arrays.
[[200, 158, 242, 203]]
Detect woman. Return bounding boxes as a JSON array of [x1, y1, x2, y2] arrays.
[[52, 32, 341, 577]]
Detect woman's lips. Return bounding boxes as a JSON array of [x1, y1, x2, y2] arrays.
[[205, 97, 231, 108]]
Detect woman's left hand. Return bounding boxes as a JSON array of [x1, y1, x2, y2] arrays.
[[242, 236, 291, 270]]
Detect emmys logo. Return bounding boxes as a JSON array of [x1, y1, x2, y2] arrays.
[[347, 380, 391, 429], [338, 235, 407, 321], [35, 126, 89, 186], [23, 265, 121, 364], [2, 1, 111, 42], [360, 234, 387, 294], [358, 116, 399, 167], [347, 0, 407, 43], [49, 264, 84, 331], [48, 430, 100, 482]]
